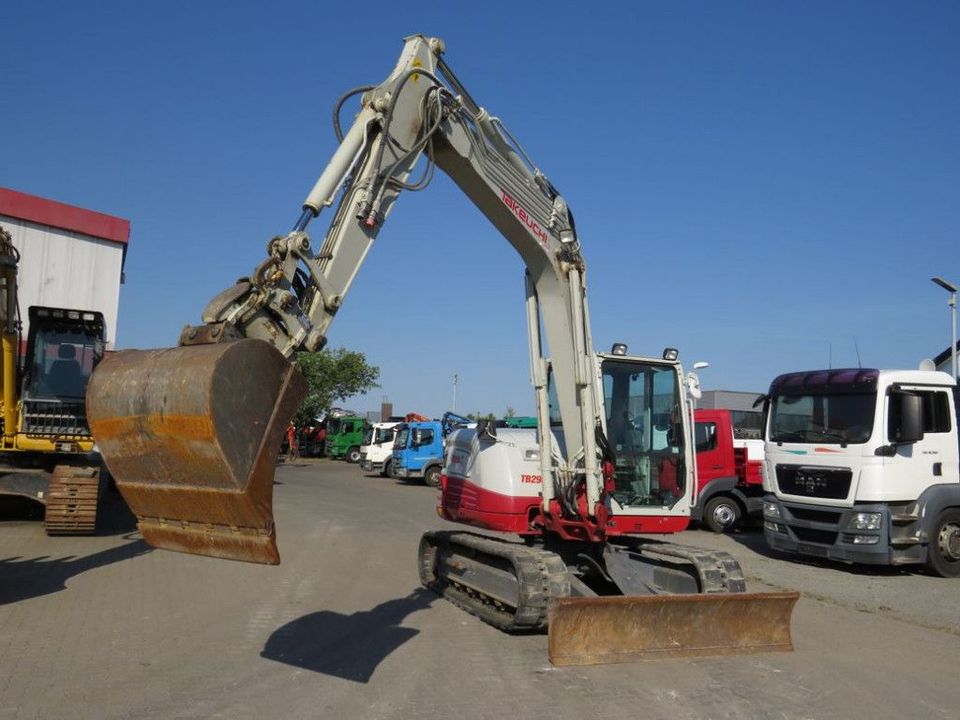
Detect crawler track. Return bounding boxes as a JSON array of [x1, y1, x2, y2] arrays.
[[44, 466, 101, 535], [418, 531, 570, 631], [624, 540, 748, 593]]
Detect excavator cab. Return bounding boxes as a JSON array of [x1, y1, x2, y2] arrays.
[[22, 307, 104, 438]]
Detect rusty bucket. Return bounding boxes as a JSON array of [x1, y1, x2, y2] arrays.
[[86, 339, 306, 564], [548, 591, 800, 666]]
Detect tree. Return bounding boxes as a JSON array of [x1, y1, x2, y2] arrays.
[[293, 348, 380, 426], [505, 406, 516, 418]]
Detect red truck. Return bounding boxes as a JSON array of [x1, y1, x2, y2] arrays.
[[691, 408, 765, 533]]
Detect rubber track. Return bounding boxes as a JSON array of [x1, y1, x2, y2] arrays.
[[419, 531, 570, 632], [631, 541, 747, 593]]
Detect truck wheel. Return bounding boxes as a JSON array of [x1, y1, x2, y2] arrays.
[[704, 495, 741, 534], [424, 466, 441, 488], [925, 508, 960, 578], [347, 447, 361, 464], [380, 459, 392, 478]]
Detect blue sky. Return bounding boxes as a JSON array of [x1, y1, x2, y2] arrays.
[[2, 1, 958, 417]]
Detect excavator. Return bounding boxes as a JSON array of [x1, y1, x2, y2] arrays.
[[0, 226, 106, 534], [86, 35, 798, 665]]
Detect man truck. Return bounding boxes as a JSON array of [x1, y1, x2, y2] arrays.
[[761, 367, 960, 577]]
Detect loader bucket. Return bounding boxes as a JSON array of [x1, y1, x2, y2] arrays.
[[86, 339, 306, 564], [547, 591, 800, 666]]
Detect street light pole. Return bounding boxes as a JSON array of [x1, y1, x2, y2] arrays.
[[932, 277, 958, 381]]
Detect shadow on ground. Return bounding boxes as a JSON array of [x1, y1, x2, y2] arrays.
[[0, 535, 151, 605], [261, 587, 436, 682]]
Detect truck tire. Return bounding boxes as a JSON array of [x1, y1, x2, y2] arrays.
[[924, 508, 960, 578], [380, 459, 392, 478], [424, 466, 442, 488], [703, 495, 742, 534], [347, 446, 362, 464]]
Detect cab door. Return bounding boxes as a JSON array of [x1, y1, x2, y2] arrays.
[[883, 386, 960, 500], [410, 425, 438, 470], [695, 410, 731, 489]]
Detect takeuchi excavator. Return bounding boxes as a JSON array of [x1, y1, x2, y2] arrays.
[[86, 35, 797, 665]]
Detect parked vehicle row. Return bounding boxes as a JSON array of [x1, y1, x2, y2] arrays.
[[344, 361, 960, 577]]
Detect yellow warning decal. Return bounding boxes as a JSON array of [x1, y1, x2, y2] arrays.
[[412, 58, 423, 83]]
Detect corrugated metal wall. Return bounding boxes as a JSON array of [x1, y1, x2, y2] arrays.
[[699, 390, 763, 412], [0, 217, 123, 348]]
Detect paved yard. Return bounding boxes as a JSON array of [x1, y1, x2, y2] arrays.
[[1, 460, 957, 719]]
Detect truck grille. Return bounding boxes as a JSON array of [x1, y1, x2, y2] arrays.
[[792, 527, 838, 545], [22, 399, 90, 438], [789, 507, 843, 524], [776, 465, 851, 500]]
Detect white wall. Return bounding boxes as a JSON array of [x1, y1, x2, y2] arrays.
[[0, 216, 124, 348]]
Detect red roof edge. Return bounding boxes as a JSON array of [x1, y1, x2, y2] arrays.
[[0, 187, 129, 245]]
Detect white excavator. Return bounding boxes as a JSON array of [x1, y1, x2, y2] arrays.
[[86, 35, 797, 665]]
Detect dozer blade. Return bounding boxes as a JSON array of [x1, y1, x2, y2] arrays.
[[548, 591, 800, 666], [86, 339, 306, 564]]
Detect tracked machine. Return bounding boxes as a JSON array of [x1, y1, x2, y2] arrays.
[[86, 35, 797, 664], [0, 226, 106, 534]]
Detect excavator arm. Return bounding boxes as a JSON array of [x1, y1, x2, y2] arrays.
[[88, 35, 605, 561]]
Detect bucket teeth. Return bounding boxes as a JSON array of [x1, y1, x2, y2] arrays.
[[86, 339, 306, 564]]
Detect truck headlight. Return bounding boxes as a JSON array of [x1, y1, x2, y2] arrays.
[[764, 520, 786, 534], [763, 501, 781, 519], [851, 534, 880, 545], [848, 512, 882, 531]]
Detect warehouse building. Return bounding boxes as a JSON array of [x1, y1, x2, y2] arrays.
[[698, 389, 763, 438], [0, 188, 129, 348]]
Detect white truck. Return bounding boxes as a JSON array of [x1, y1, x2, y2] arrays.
[[359, 421, 400, 477], [762, 367, 960, 576]]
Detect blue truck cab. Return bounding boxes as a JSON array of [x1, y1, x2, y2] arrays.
[[391, 412, 472, 487]]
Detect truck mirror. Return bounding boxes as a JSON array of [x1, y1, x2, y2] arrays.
[[890, 391, 924, 444]]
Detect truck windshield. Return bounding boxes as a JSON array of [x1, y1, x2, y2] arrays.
[[394, 427, 409, 449], [362, 427, 374, 446], [768, 393, 876, 444], [600, 360, 686, 509]]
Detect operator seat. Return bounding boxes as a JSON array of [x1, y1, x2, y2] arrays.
[[46, 344, 85, 397]]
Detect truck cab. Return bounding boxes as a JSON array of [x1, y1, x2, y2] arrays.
[[690, 408, 765, 533], [324, 415, 367, 463], [359, 422, 400, 476], [762, 368, 960, 576], [391, 421, 444, 486], [392, 412, 472, 487]]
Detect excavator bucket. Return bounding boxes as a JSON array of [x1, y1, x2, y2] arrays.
[[547, 591, 800, 666], [86, 339, 306, 564]]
